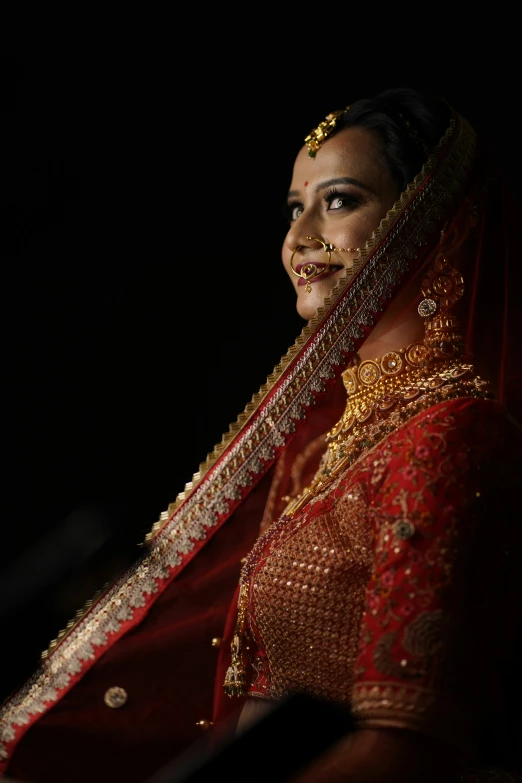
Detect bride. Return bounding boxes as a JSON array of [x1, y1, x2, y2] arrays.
[[1, 87, 521, 783]]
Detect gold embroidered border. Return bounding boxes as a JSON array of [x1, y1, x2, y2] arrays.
[[352, 680, 436, 729], [352, 680, 483, 757]]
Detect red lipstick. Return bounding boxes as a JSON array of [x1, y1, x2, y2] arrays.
[[296, 263, 343, 286]]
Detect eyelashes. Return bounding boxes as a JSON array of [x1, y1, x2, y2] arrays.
[[285, 188, 363, 223], [286, 203, 304, 222], [323, 187, 362, 211], [281, 200, 302, 222]]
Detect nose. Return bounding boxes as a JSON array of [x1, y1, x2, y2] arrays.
[[284, 221, 322, 258]]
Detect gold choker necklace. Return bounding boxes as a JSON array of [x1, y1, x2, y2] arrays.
[[281, 342, 491, 519], [338, 341, 467, 426]]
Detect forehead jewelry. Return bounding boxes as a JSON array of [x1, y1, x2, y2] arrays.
[[304, 105, 351, 158], [290, 237, 360, 293]]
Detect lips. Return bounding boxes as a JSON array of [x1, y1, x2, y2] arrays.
[[295, 261, 344, 286]]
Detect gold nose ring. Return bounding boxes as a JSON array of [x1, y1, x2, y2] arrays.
[[290, 237, 361, 293], [290, 236, 334, 293]]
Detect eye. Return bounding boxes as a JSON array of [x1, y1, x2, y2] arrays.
[[288, 203, 304, 222], [324, 189, 361, 212], [329, 196, 347, 210]]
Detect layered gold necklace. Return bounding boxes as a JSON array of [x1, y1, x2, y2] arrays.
[[281, 341, 491, 519]]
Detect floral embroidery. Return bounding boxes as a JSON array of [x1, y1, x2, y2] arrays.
[[240, 397, 520, 749]]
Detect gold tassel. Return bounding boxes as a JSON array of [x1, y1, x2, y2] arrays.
[[223, 583, 249, 697], [223, 635, 247, 697]]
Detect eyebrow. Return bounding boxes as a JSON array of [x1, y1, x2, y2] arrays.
[[287, 176, 374, 199]]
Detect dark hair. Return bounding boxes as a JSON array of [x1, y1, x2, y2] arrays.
[[337, 88, 452, 191]]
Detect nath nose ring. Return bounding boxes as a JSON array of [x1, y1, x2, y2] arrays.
[[290, 237, 333, 293], [290, 237, 360, 293]]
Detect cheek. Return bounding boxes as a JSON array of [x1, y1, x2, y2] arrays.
[[281, 246, 294, 277], [345, 205, 392, 246]]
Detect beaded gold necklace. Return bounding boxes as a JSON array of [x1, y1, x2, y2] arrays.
[[280, 342, 491, 519]]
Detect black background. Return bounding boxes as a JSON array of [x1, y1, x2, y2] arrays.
[[1, 18, 519, 696]]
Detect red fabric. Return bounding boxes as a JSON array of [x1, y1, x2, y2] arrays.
[[462, 161, 521, 416], [436, 145, 519, 418], [353, 398, 522, 751], [6, 471, 270, 783], [240, 397, 522, 762], [5, 385, 347, 783], [211, 377, 347, 727]]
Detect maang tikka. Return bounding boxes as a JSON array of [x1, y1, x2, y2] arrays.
[[304, 106, 351, 158]]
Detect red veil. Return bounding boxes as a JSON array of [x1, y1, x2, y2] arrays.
[[0, 104, 520, 777]]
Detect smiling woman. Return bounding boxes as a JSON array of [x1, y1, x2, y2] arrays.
[[284, 126, 401, 319], [1, 87, 521, 783]]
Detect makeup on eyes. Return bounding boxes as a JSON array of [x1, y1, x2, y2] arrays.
[[285, 186, 364, 223], [322, 187, 363, 211]]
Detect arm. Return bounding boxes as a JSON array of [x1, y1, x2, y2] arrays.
[[296, 399, 521, 781]]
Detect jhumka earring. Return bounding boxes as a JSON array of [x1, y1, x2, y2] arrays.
[[417, 252, 465, 358], [290, 237, 361, 293]]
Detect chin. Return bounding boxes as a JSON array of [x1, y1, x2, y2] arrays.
[[296, 295, 323, 321], [296, 283, 338, 320]]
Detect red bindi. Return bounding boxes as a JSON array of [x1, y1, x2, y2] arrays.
[[304, 181, 308, 187]]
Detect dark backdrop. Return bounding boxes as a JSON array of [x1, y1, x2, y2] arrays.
[[1, 20, 519, 698]]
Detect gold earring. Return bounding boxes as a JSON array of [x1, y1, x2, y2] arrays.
[[418, 252, 465, 358]]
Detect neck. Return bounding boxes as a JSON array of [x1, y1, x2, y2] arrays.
[[358, 311, 424, 363], [358, 276, 424, 362]]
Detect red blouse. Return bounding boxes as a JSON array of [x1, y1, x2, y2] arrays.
[[239, 397, 522, 754]]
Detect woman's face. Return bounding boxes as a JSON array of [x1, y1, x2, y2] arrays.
[[282, 126, 401, 320]]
